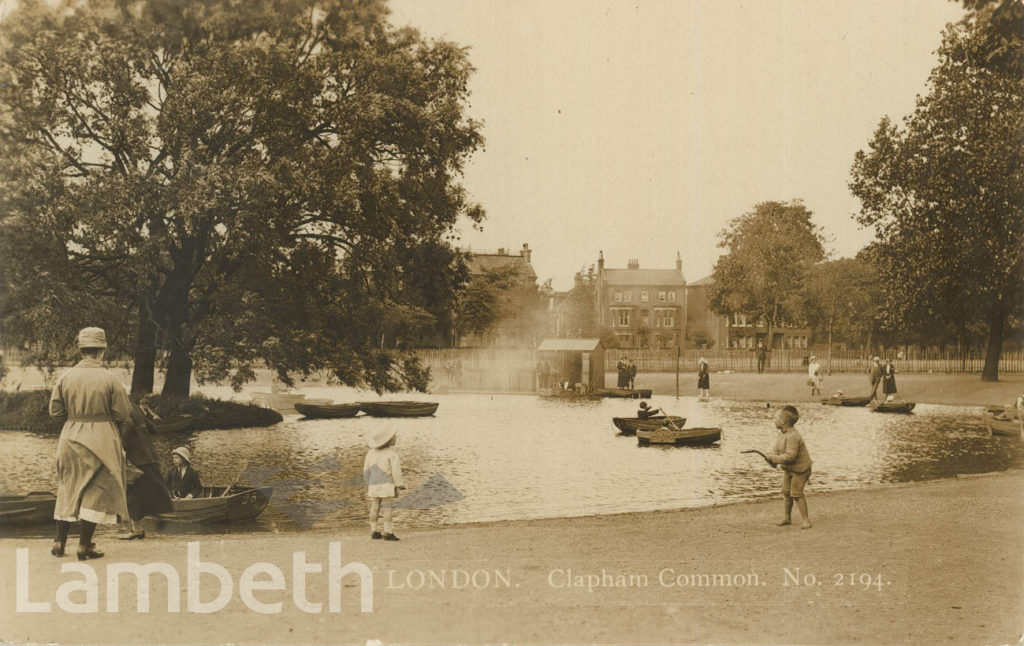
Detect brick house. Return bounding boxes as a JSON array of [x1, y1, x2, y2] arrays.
[[457, 243, 540, 348], [685, 275, 811, 350], [595, 252, 687, 349]]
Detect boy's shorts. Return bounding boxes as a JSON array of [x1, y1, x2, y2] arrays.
[[781, 468, 812, 498], [368, 495, 395, 507]]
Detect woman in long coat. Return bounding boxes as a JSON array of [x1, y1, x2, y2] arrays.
[[49, 327, 132, 559], [882, 358, 898, 399], [697, 357, 710, 398]]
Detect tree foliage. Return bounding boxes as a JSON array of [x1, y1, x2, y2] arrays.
[[849, 15, 1023, 380], [708, 200, 826, 338], [800, 256, 883, 350], [0, 0, 484, 395]]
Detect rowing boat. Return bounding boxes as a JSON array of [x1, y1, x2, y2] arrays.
[[821, 395, 873, 407], [156, 485, 273, 522], [357, 401, 439, 417], [870, 400, 916, 414], [591, 387, 653, 399], [612, 415, 686, 435], [294, 402, 360, 419], [982, 411, 1022, 437], [150, 415, 198, 433], [636, 426, 722, 446], [0, 492, 56, 524]]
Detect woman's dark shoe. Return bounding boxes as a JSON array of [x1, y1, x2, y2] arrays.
[[383, 533, 400, 541], [371, 531, 383, 539], [77, 545, 104, 560], [50, 542, 65, 557]]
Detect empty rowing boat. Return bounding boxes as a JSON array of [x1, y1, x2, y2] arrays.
[[294, 402, 360, 419], [357, 401, 439, 417]]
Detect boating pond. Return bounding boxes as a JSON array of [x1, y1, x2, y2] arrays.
[[1, 390, 1022, 536]]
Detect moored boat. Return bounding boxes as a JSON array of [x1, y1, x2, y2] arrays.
[[591, 387, 653, 399], [612, 416, 686, 435], [822, 395, 873, 407], [357, 401, 439, 417], [0, 492, 56, 524], [983, 411, 1022, 437], [295, 402, 360, 419], [150, 415, 198, 433], [156, 485, 273, 522], [636, 426, 722, 446], [870, 400, 916, 414]]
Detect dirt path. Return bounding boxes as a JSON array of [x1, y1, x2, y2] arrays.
[[2, 472, 1021, 645]]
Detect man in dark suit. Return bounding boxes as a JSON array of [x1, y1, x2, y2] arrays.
[[165, 447, 203, 499]]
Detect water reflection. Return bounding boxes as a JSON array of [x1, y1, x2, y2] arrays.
[[1, 392, 1021, 537]]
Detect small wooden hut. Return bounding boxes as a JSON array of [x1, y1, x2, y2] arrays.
[[536, 338, 606, 392]]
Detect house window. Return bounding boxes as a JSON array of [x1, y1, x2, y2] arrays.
[[654, 308, 675, 328], [615, 333, 634, 347], [614, 291, 622, 303], [612, 308, 631, 327], [658, 291, 666, 302], [668, 291, 676, 302], [623, 291, 632, 302], [640, 310, 649, 326], [641, 291, 649, 302]]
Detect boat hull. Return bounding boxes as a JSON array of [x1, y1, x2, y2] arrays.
[[870, 401, 916, 414], [592, 388, 653, 399], [156, 486, 272, 523], [983, 412, 1022, 437], [822, 395, 873, 407], [295, 402, 360, 419], [0, 492, 56, 524], [637, 427, 722, 446], [612, 416, 686, 435], [357, 401, 439, 417], [150, 415, 197, 433]]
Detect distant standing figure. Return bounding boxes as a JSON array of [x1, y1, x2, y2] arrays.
[[1015, 389, 1024, 419], [616, 357, 629, 388], [807, 355, 822, 397], [364, 427, 405, 541], [882, 358, 898, 400], [756, 342, 767, 373], [697, 357, 710, 399], [627, 358, 637, 389], [868, 356, 883, 402], [49, 327, 132, 560]]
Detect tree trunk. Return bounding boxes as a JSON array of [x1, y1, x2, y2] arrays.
[[130, 298, 157, 397], [981, 297, 1007, 382], [163, 344, 192, 398], [160, 274, 193, 399]]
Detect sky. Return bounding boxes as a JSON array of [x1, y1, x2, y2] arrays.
[[387, 0, 966, 290]]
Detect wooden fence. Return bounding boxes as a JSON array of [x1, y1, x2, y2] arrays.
[[602, 348, 1024, 375]]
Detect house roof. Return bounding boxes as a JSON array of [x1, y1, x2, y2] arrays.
[[602, 268, 685, 286], [537, 338, 603, 352], [466, 253, 537, 280], [689, 275, 714, 287]]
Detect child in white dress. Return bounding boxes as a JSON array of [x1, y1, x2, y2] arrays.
[[364, 427, 405, 541]]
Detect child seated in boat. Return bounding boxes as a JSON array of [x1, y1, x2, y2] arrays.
[[637, 401, 658, 419], [364, 428, 405, 541], [165, 447, 203, 499]]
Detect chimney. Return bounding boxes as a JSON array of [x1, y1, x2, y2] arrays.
[[574, 271, 582, 287], [520, 243, 532, 264], [627, 258, 639, 270], [676, 251, 682, 272], [497, 247, 505, 255], [598, 250, 604, 271]]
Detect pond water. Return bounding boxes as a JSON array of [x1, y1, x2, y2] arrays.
[[1, 390, 1021, 537]]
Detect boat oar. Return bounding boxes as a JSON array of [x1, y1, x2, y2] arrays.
[[741, 449, 776, 468], [657, 408, 681, 431], [220, 460, 250, 497]]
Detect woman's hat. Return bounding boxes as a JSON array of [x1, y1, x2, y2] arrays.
[[809, 355, 816, 361], [872, 356, 880, 361], [171, 447, 191, 463], [368, 427, 397, 449], [77, 327, 107, 348]]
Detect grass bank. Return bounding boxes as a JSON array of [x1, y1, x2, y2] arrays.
[[0, 390, 281, 432]]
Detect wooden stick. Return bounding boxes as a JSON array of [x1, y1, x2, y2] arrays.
[[658, 408, 681, 431], [220, 460, 250, 497]]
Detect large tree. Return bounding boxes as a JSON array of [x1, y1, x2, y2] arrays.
[[800, 256, 884, 353], [708, 200, 826, 347], [0, 0, 484, 396], [849, 13, 1023, 381]]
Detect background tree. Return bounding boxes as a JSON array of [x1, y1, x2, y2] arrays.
[[452, 266, 517, 344], [708, 200, 826, 348], [801, 256, 884, 355], [0, 0, 484, 396], [850, 14, 1023, 381]]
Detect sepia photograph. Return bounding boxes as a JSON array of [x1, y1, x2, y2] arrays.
[[0, 0, 1021, 644]]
